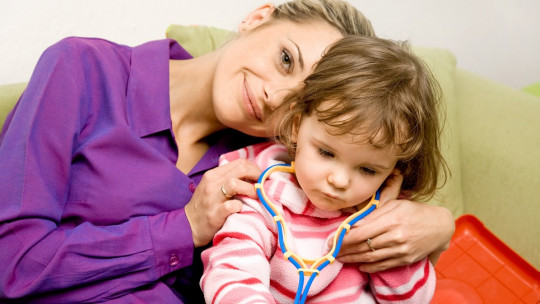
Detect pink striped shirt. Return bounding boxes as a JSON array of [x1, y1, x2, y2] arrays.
[[201, 142, 435, 303]]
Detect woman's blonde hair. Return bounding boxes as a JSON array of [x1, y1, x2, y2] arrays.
[[268, 36, 449, 200], [272, 0, 376, 37]]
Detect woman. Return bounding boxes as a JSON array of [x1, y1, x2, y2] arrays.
[[0, 0, 453, 303]]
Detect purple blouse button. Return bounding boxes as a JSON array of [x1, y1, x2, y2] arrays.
[[188, 182, 196, 193], [169, 254, 179, 267]]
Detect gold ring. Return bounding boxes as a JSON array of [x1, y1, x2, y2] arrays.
[[366, 238, 375, 252], [221, 185, 233, 198]]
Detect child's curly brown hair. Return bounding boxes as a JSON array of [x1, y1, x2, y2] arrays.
[[267, 35, 449, 201]]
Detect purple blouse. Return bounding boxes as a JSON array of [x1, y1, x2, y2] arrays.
[[0, 37, 258, 303]]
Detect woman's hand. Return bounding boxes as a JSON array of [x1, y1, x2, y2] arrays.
[[184, 159, 262, 247], [333, 173, 455, 273]]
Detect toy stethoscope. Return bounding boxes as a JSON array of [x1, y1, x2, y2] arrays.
[[255, 162, 381, 304]]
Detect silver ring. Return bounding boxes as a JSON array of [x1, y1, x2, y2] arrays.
[[221, 185, 233, 198], [366, 238, 375, 252]]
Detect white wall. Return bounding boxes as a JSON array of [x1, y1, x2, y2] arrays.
[[1, 0, 539, 89]]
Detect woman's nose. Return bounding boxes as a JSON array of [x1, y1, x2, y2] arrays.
[[263, 81, 303, 110], [263, 88, 288, 111]]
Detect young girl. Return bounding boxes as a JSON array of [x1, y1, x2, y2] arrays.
[[201, 36, 447, 303]]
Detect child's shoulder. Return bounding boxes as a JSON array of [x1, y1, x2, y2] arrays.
[[219, 142, 291, 168]]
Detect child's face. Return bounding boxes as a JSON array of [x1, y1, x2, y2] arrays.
[[293, 114, 399, 212]]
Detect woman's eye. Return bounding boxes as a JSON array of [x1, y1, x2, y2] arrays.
[[281, 49, 293, 72], [317, 148, 334, 158]]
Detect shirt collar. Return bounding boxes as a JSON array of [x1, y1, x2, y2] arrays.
[[189, 129, 264, 175], [127, 39, 192, 137]]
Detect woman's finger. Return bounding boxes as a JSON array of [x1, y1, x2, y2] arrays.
[[378, 170, 403, 205], [335, 226, 384, 257], [359, 256, 409, 273], [357, 242, 429, 274], [208, 199, 243, 229], [223, 199, 243, 214], [336, 226, 404, 262], [221, 178, 258, 199], [219, 159, 262, 183], [333, 202, 401, 256], [215, 159, 261, 199]]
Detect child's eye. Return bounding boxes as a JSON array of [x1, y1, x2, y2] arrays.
[[360, 167, 377, 175], [281, 49, 293, 73], [317, 148, 334, 158]]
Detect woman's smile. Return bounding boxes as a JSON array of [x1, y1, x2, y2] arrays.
[[243, 76, 262, 121]]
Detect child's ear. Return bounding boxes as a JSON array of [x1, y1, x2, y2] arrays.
[[239, 3, 275, 33]]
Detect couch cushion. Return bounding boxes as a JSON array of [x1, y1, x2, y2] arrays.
[[166, 24, 235, 57], [523, 82, 540, 97], [166, 24, 465, 216], [412, 47, 464, 216], [455, 69, 540, 267], [0, 82, 26, 129]]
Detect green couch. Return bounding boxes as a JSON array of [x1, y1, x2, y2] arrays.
[[1, 25, 539, 269]]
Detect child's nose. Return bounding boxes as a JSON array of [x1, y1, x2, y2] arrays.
[[328, 168, 350, 190]]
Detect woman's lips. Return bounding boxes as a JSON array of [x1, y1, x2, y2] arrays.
[[243, 78, 262, 121]]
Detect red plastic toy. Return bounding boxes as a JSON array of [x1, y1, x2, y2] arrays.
[[432, 214, 539, 303]]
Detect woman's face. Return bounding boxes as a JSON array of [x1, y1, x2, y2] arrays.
[[213, 19, 342, 137]]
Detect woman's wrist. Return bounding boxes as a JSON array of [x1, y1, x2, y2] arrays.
[[429, 205, 455, 264], [439, 205, 455, 248]]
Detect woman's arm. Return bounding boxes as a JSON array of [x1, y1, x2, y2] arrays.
[[0, 38, 193, 302]]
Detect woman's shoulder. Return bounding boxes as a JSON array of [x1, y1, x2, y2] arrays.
[[52, 36, 115, 47], [42, 37, 132, 64], [47, 36, 116, 51], [33, 37, 143, 88]]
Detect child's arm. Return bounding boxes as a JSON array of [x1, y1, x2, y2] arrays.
[[200, 197, 278, 304], [369, 257, 435, 304]]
